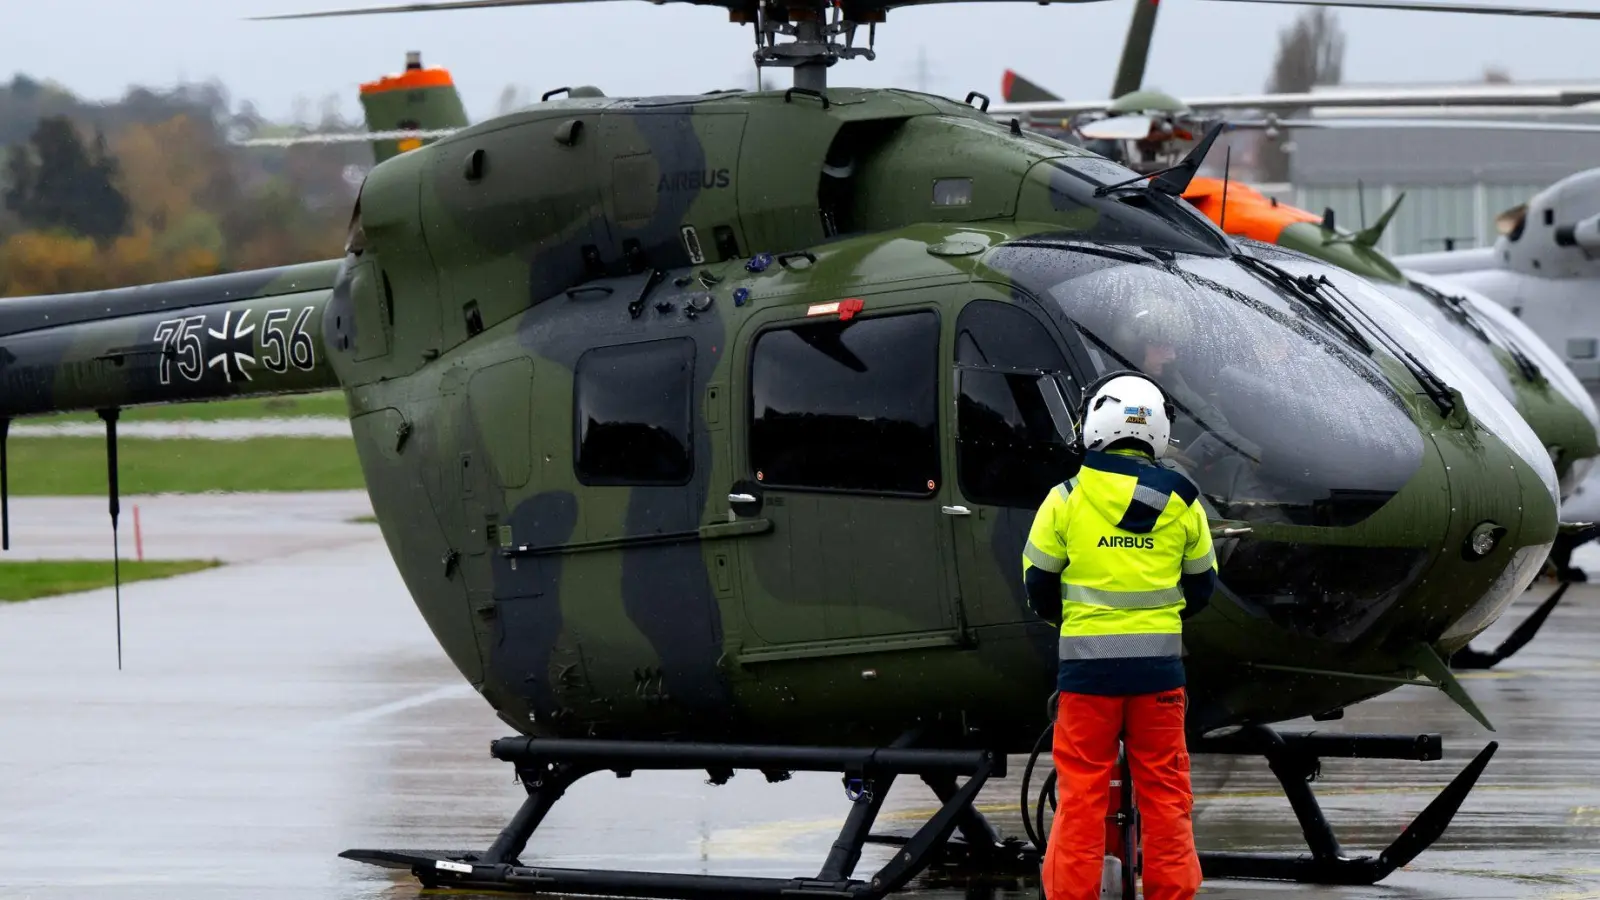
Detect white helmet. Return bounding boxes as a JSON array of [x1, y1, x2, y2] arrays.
[[1079, 371, 1175, 459]]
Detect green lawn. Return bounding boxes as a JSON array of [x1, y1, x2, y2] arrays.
[[9, 436, 365, 494], [0, 559, 221, 602], [24, 391, 347, 424]]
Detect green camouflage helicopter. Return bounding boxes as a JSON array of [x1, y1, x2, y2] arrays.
[[258, 9, 1600, 671], [6, 0, 1600, 896]]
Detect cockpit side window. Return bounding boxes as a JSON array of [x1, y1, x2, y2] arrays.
[[749, 310, 941, 496], [954, 299, 1082, 509], [574, 337, 695, 486]]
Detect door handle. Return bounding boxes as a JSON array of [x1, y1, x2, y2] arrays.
[[941, 505, 972, 516], [729, 493, 758, 504]]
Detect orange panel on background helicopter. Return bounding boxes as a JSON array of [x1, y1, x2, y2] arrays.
[[1183, 177, 1320, 245]]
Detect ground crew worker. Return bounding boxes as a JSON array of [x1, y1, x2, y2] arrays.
[[1023, 369, 1217, 900]]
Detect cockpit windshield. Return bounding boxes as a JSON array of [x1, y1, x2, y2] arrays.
[[991, 244, 1426, 528], [1407, 269, 1600, 433], [1268, 258, 1560, 503], [1365, 280, 1516, 399]]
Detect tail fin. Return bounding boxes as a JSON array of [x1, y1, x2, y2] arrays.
[[1355, 192, 1406, 249], [1111, 0, 1161, 99], [1001, 69, 1063, 104], [359, 51, 469, 163]]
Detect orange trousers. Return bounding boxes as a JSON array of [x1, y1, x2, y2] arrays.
[[1041, 689, 1201, 900]]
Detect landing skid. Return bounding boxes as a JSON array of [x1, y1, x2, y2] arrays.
[[342, 736, 1011, 899], [1453, 581, 1570, 670], [1192, 726, 1498, 884], [1548, 523, 1600, 584], [346, 727, 1496, 894]]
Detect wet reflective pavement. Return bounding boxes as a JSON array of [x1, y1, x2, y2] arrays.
[[2, 493, 1599, 899]]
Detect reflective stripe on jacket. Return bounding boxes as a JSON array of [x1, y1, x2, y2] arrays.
[[1022, 449, 1215, 693]]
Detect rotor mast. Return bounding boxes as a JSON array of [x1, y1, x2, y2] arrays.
[[748, 0, 878, 92]]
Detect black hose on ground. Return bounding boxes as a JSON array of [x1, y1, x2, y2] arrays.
[[1019, 692, 1059, 852]]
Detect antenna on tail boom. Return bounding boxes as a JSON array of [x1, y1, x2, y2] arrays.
[[1, 418, 10, 551], [97, 407, 123, 670], [1220, 144, 1232, 233]]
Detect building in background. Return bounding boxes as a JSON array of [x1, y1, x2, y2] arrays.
[[1276, 82, 1600, 257]]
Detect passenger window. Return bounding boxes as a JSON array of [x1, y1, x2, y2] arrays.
[[574, 337, 694, 485], [750, 310, 939, 495], [955, 300, 1080, 508]]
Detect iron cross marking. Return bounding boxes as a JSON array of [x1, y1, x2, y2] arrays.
[[206, 309, 258, 383]]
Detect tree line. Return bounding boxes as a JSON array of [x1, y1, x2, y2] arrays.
[[0, 76, 367, 297]]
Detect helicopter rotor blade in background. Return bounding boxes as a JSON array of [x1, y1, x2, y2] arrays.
[[231, 128, 462, 146], [1078, 113, 1161, 140], [1232, 116, 1600, 134], [1200, 0, 1600, 19], [1110, 0, 1161, 100]]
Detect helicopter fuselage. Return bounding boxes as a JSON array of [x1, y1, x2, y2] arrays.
[[0, 88, 1558, 754], [322, 89, 1555, 748]]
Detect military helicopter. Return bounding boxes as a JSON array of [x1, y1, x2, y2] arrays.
[[263, 42, 1599, 674], [1, 0, 1592, 896]]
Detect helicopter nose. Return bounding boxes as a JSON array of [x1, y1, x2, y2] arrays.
[[1421, 417, 1559, 655], [1201, 406, 1555, 669]]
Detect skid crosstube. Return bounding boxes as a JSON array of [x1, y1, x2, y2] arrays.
[[342, 736, 1005, 899], [1191, 725, 1499, 885]]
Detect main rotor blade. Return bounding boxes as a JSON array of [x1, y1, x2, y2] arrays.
[[1201, 0, 1600, 20], [992, 83, 1600, 118], [254, 0, 1600, 19], [251, 0, 600, 20], [232, 128, 461, 146], [1235, 116, 1600, 133], [1078, 113, 1160, 140]]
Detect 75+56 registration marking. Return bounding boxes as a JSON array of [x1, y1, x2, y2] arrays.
[[151, 306, 317, 385]]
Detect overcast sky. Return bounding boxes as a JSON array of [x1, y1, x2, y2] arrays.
[[2, 0, 1596, 124]]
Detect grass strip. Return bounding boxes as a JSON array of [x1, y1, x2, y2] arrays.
[[23, 391, 346, 424], [9, 436, 364, 495], [0, 559, 221, 602]]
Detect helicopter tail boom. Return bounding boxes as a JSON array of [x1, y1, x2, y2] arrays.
[[0, 259, 343, 421]]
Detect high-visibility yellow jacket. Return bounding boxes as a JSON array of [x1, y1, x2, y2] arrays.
[[1022, 448, 1216, 696]]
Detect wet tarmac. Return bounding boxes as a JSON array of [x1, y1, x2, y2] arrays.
[[1, 491, 374, 563], [2, 492, 1599, 899]]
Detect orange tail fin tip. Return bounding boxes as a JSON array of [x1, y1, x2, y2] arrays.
[[361, 51, 455, 95]]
